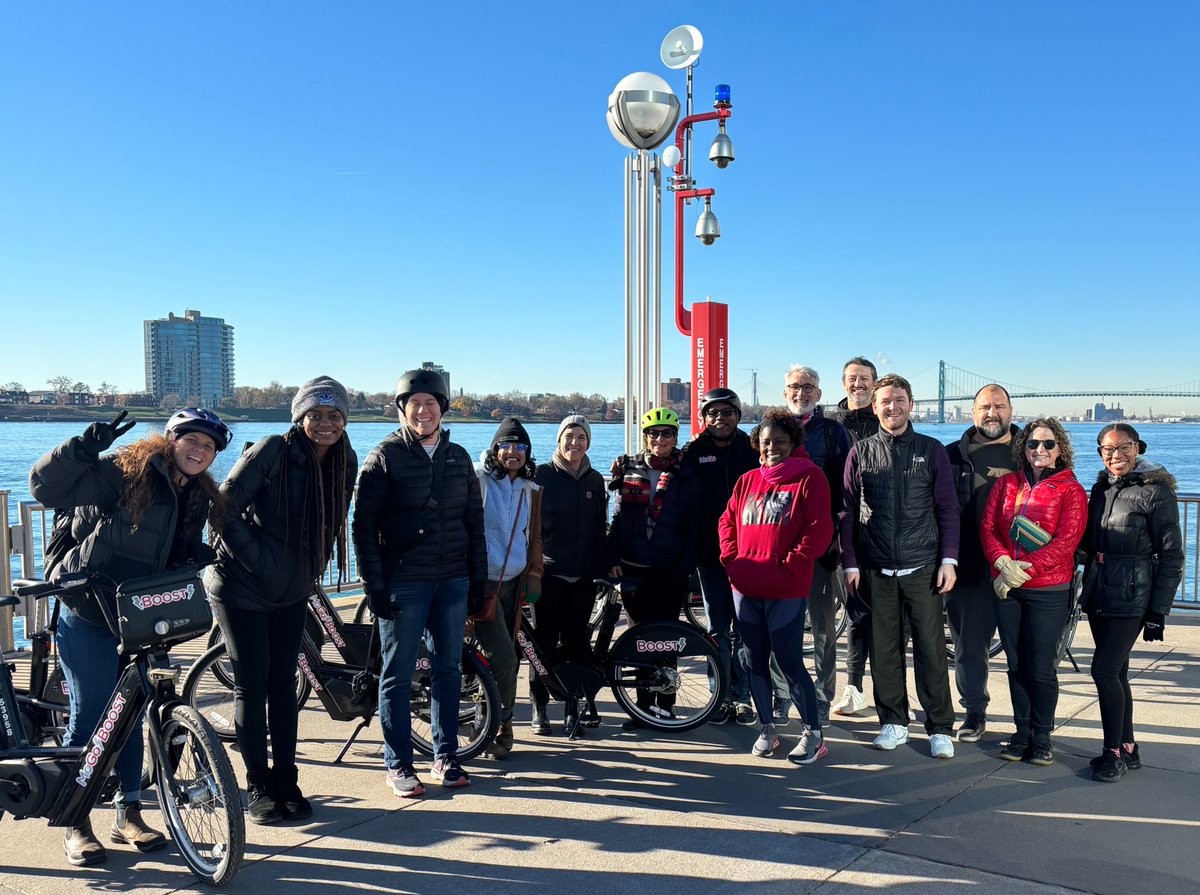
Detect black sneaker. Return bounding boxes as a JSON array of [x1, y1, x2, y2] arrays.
[[998, 738, 1030, 762], [709, 702, 733, 725], [1092, 750, 1127, 783], [1028, 745, 1055, 766], [247, 784, 283, 825], [431, 755, 470, 788], [957, 712, 987, 743], [1123, 743, 1143, 770]]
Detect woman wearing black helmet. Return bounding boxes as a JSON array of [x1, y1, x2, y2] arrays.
[[1081, 424, 1184, 782], [352, 369, 487, 796], [607, 407, 700, 727], [29, 408, 229, 867], [207, 377, 357, 822]]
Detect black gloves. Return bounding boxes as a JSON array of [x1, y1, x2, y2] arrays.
[[367, 589, 395, 621], [468, 579, 486, 616], [80, 410, 136, 456], [1142, 611, 1165, 642], [609, 455, 628, 489]]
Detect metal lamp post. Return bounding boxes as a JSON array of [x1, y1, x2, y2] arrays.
[[607, 72, 680, 453]]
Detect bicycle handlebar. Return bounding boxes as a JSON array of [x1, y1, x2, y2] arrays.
[[12, 574, 91, 601]]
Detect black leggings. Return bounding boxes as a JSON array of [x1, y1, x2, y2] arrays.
[[1088, 614, 1144, 749], [213, 600, 308, 782], [529, 576, 596, 709]]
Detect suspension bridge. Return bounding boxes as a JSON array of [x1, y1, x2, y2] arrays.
[[913, 361, 1200, 423]]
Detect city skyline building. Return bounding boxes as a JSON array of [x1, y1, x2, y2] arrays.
[[144, 309, 235, 407], [420, 361, 450, 397]]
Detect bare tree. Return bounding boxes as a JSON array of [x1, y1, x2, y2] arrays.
[[160, 393, 181, 414], [71, 382, 90, 394], [3, 381, 24, 392], [47, 375, 73, 397]]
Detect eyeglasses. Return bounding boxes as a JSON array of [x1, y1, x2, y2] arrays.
[[704, 408, 737, 419], [1026, 439, 1058, 451], [645, 428, 677, 440], [785, 383, 818, 394], [497, 443, 528, 453], [1099, 442, 1137, 458]]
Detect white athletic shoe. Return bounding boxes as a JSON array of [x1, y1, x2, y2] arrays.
[[873, 723, 910, 751], [832, 684, 867, 716], [930, 734, 955, 760]]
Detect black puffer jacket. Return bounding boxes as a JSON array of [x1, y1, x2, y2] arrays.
[[681, 428, 758, 566], [208, 433, 358, 611], [1082, 461, 1184, 618], [352, 427, 486, 591], [606, 452, 699, 572], [831, 398, 879, 443], [29, 435, 210, 627], [839, 426, 960, 571], [535, 459, 608, 580]]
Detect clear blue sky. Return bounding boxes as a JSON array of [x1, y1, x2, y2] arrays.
[[2, 2, 1197, 414]]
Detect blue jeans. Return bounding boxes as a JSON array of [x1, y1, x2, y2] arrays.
[[377, 577, 469, 767], [696, 564, 749, 703], [57, 607, 145, 802]]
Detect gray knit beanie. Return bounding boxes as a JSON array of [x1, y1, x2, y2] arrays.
[[292, 375, 350, 423], [557, 414, 592, 444]]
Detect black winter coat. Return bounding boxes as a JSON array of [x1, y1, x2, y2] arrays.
[[606, 452, 699, 572], [945, 424, 1021, 581], [830, 398, 879, 443], [29, 435, 211, 628], [352, 428, 486, 592], [208, 433, 358, 612], [681, 428, 759, 566], [1081, 462, 1184, 618], [535, 459, 608, 580]]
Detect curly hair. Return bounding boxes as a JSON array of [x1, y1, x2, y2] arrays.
[[1013, 418, 1074, 470], [483, 443, 537, 480], [749, 408, 804, 452], [115, 434, 224, 535]]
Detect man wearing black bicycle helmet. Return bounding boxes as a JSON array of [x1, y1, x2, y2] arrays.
[[683, 388, 758, 726], [353, 367, 486, 795]]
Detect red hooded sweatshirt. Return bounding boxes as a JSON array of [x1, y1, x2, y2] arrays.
[[718, 449, 833, 600]]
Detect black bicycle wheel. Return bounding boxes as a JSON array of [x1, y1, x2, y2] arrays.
[[182, 643, 311, 743], [153, 703, 245, 886], [409, 645, 500, 761], [352, 595, 373, 626], [682, 591, 707, 630], [608, 620, 726, 731]]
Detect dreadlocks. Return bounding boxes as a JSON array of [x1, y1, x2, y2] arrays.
[[279, 426, 352, 583]]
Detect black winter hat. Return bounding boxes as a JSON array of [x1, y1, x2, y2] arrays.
[[492, 416, 531, 449]]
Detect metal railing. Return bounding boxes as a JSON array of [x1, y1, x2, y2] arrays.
[[6, 490, 1198, 648]]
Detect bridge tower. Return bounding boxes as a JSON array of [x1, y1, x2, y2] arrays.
[[938, 360, 946, 424]]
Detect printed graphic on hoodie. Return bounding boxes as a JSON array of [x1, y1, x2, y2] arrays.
[[742, 491, 794, 527]]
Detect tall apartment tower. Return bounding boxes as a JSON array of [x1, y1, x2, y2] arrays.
[[421, 361, 450, 396], [144, 309, 235, 406]]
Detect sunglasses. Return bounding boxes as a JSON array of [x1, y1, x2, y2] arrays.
[[704, 408, 737, 419], [497, 442, 528, 453], [645, 428, 677, 440], [1026, 439, 1058, 451]]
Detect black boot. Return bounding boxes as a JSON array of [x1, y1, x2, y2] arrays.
[[272, 765, 313, 820], [247, 771, 282, 825], [110, 802, 168, 852], [530, 699, 551, 736], [65, 818, 108, 866]]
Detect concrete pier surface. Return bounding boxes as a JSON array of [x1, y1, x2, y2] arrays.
[[2, 613, 1197, 895]]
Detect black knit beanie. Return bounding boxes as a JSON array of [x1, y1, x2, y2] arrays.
[[492, 416, 531, 449]]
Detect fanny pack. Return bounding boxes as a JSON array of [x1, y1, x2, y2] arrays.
[[1010, 515, 1053, 553], [114, 568, 212, 654]]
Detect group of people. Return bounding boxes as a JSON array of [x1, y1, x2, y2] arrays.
[[28, 359, 1184, 869]]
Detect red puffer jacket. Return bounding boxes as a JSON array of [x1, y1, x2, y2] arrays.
[[981, 467, 1087, 589]]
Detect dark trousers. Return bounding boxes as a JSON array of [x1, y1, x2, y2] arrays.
[[994, 586, 1071, 747], [845, 575, 872, 688], [529, 575, 596, 710], [1088, 614, 1144, 749], [734, 594, 820, 730], [214, 600, 308, 781], [945, 576, 998, 714], [867, 566, 954, 734], [697, 563, 749, 704], [621, 566, 688, 710]]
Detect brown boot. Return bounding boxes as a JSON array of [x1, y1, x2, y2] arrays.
[[488, 720, 514, 759], [65, 819, 108, 866], [110, 803, 168, 852]]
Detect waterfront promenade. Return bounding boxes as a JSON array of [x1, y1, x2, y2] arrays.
[[2, 612, 1198, 895]]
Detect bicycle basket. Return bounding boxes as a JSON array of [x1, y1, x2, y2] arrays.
[[114, 568, 213, 653]]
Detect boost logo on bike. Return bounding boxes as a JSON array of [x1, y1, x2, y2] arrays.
[[131, 583, 194, 611], [636, 637, 688, 654], [75, 693, 128, 787], [309, 593, 348, 649]]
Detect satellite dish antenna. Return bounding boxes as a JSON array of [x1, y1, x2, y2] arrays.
[[660, 25, 703, 70]]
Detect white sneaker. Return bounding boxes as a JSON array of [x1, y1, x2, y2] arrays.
[[832, 684, 867, 716], [930, 734, 955, 760], [873, 723, 909, 751]]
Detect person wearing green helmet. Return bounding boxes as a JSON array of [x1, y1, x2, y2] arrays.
[[606, 407, 700, 729]]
